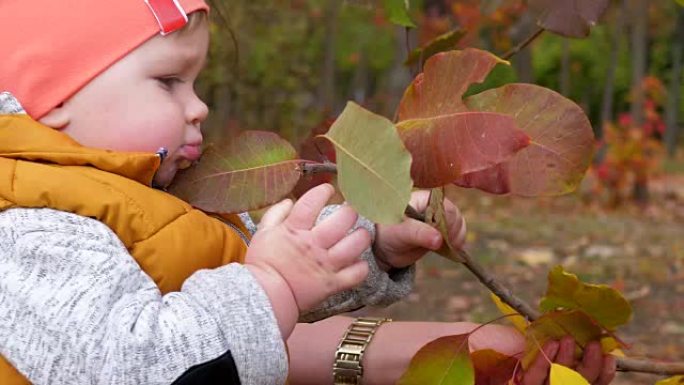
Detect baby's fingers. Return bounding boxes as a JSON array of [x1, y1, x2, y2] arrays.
[[327, 228, 371, 271], [286, 184, 335, 230], [311, 205, 358, 249], [259, 199, 294, 230], [334, 260, 369, 292]]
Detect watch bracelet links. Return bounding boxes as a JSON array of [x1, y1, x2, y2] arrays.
[[332, 317, 392, 385]]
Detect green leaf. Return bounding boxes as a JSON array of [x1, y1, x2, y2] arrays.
[[656, 376, 684, 385], [397, 334, 475, 385], [404, 29, 466, 67], [550, 364, 590, 385], [528, 0, 610, 38], [471, 349, 518, 385], [169, 131, 302, 213], [540, 266, 633, 330], [678, 0, 684, 6], [322, 102, 412, 224], [383, 0, 416, 28], [458, 84, 595, 196]]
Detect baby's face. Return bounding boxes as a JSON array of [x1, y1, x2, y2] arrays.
[[52, 16, 210, 187]]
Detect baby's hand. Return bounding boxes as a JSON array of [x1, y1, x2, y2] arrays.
[[374, 190, 466, 270], [245, 184, 370, 322]]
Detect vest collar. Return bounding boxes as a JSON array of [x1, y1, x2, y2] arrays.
[[0, 114, 160, 186]]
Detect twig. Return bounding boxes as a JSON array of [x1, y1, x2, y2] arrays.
[[501, 27, 544, 61], [301, 162, 337, 175]]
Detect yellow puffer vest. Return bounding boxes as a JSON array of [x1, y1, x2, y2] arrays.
[[0, 115, 250, 384]]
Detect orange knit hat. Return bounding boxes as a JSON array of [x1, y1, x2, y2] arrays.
[[0, 0, 209, 119]]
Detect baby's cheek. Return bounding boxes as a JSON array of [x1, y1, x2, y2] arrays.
[[131, 112, 186, 153]]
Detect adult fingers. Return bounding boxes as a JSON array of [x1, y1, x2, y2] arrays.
[[311, 205, 358, 249], [258, 199, 294, 230], [576, 342, 602, 383], [326, 228, 371, 271], [595, 355, 616, 385], [285, 184, 334, 230], [555, 336, 576, 368], [522, 341, 559, 385], [443, 199, 467, 247], [334, 260, 369, 292], [391, 219, 443, 252], [408, 190, 431, 213]]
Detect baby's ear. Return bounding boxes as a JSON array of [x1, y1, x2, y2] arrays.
[[38, 103, 70, 129]]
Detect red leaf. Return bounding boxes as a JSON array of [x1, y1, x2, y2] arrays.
[[292, 118, 336, 198], [528, 0, 610, 38], [456, 84, 595, 196], [395, 49, 531, 188], [472, 349, 518, 385], [397, 112, 529, 188]]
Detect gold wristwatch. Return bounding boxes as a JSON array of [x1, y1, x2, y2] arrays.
[[332, 317, 391, 385]]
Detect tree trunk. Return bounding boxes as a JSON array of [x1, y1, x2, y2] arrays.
[[317, 0, 341, 112], [664, 7, 684, 157], [559, 39, 571, 96], [599, 0, 628, 139], [629, 0, 649, 127]]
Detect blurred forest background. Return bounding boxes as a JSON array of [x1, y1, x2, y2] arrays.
[[195, 1, 684, 383]]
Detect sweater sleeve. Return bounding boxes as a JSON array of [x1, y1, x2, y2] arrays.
[[0, 208, 287, 385], [239, 206, 416, 323]]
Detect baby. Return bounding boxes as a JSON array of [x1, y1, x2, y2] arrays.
[[0, 1, 615, 384]]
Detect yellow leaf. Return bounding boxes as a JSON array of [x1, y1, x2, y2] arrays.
[[656, 375, 684, 385], [540, 266, 632, 331], [550, 363, 590, 385], [490, 293, 528, 333]]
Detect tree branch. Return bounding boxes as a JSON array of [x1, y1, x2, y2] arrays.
[[501, 27, 545, 61], [304, 162, 684, 376]]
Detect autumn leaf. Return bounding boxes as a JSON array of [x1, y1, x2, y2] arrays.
[[405, 29, 466, 67], [169, 131, 303, 213], [456, 84, 595, 196], [322, 102, 412, 224], [397, 112, 528, 188], [398, 49, 506, 120], [656, 375, 684, 385], [550, 363, 590, 385], [471, 349, 518, 385], [383, 0, 415, 27], [540, 266, 633, 330], [528, 0, 610, 38], [490, 293, 528, 334], [397, 334, 475, 385], [396, 49, 530, 188]]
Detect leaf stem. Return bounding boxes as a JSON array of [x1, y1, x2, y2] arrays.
[[302, 162, 684, 376], [501, 27, 545, 60]]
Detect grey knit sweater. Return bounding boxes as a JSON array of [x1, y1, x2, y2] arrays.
[[0, 92, 415, 385]]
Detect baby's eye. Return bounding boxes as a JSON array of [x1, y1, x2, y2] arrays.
[[156, 76, 183, 89]]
